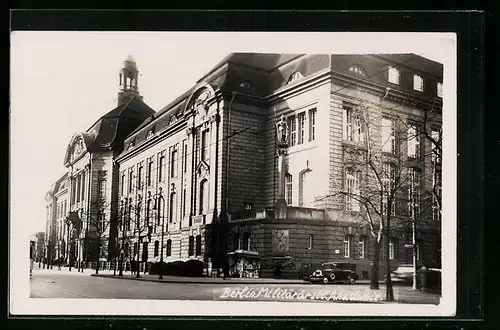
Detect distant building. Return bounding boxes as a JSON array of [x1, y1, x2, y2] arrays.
[[44, 56, 154, 267]]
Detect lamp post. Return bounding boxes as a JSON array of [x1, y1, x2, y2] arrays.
[[119, 199, 126, 276], [154, 187, 166, 279]]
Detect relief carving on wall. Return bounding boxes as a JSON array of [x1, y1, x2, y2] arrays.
[[272, 229, 289, 252], [70, 137, 86, 162]]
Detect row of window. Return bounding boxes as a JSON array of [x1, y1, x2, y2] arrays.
[[120, 178, 209, 231], [70, 171, 86, 205], [286, 108, 317, 147], [387, 66, 443, 97], [306, 234, 423, 261], [121, 140, 190, 196], [56, 200, 67, 220], [344, 165, 441, 220], [120, 235, 202, 261], [343, 103, 441, 162]]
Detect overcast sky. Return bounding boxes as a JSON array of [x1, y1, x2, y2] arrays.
[[10, 32, 456, 235]]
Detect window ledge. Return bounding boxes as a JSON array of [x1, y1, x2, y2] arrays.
[[287, 141, 318, 155]]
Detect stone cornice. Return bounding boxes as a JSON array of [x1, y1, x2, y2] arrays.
[[116, 119, 187, 164]]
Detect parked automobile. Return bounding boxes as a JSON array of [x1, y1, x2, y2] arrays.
[[309, 262, 358, 284]]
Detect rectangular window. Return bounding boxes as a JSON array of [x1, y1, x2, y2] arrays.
[[285, 174, 293, 205], [169, 192, 177, 223], [183, 140, 188, 173], [158, 152, 165, 182], [308, 235, 313, 249], [201, 130, 209, 162], [407, 124, 421, 158], [344, 236, 351, 258], [297, 112, 305, 145], [358, 236, 365, 259], [431, 130, 441, 164], [382, 163, 396, 216], [128, 169, 134, 193], [98, 177, 107, 202], [182, 188, 187, 218], [437, 82, 443, 98], [121, 173, 125, 196], [288, 116, 296, 146], [345, 169, 360, 212], [147, 158, 153, 186], [343, 104, 364, 143], [137, 163, 143, 190], [170, 148, 177, 178], [388, 66, 400, 85], [81, 172, 86, 202], [408, 167, 421, 218], [308, 109, 316, 141], [389, 239, 395, 260], [76, 175, 81, 203], [413, 75, 424, 92], [382, 118, 395, 153], [142, 242, 148, 262]]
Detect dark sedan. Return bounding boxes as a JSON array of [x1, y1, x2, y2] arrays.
[[308, 262, 358, 284]]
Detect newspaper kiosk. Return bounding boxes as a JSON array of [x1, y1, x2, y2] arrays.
[[227, 250, 260, 278]]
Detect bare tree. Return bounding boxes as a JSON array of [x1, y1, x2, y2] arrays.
[[322, 99, 435, 301], [85, 199, 112, 274], [127, 195, 149, 278], [64, 211, 83, 272]]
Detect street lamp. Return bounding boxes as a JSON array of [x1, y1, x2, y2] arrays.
[[153, 187, 166, 279], [119, 199, 126, 276]]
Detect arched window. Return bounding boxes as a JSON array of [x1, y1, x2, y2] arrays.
[[199, 179, 209, 215], [169, 192, 177, 223], [195, 235, 202, 256], [288, 72, 304, 84], [348, 65, 366, 76], [344, 235, 352, 258], [285, 174, 293, 205], [188, 236, 195, 256], [154, 240, 159, 257], [166, 239, 172, 257]]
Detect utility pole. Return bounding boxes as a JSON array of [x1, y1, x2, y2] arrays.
[[119, 199, 126, 276], [155, 188, 166, 279]]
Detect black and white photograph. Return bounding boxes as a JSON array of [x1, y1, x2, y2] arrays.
[[11, 31, 456, 317]]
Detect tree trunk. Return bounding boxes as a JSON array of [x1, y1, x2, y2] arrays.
[[370, 240, 381, 289], [136, 239, 141, 278], [95, 237, 100, 275], [384, 225, 395, 301]]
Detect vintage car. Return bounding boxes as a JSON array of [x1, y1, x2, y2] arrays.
[[309, 262, 358, 284]]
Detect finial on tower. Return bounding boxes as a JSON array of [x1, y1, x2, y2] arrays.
[[118, 55, 141, 105]]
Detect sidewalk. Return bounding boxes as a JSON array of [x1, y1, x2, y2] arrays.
[[91, 273, 308, 284]]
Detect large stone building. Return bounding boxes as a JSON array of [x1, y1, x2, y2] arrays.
[[44, 53, 442, 280]]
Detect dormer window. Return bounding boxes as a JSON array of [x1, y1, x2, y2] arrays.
[[287, 72, 304, 84], [388, 66, 400, 85], [437, 82, 443, 98], [146, 130, 154, 139], [348, 65, 366, 76], [413, 75, 424, 92]]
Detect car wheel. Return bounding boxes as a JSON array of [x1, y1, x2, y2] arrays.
[[322, 277, 329, 284], [348, 276, 356, 285]]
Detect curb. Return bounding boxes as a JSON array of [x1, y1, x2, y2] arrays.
[[90, 274, 309, 285]]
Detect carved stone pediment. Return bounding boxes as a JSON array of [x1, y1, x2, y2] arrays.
[[196, 161, 210, 178]]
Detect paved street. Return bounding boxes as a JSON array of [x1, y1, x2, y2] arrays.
[[30, 268, 441, 304]]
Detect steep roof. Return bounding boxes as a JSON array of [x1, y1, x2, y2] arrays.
[[86, 96, 155, 151]]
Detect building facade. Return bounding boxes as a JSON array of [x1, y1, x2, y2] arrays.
[[113, 53, 442, 279], [44, 53, 442, 279]]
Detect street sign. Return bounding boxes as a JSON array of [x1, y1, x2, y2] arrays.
[[404, 244, 414, 248]]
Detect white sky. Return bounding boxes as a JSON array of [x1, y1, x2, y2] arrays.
[[10, 32, 455, 235]]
